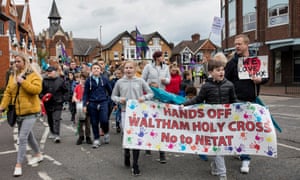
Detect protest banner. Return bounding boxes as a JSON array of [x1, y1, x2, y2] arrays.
[[238, 56, 269, 79], [123, 100, 277, 158]]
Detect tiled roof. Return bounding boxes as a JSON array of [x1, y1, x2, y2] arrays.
[[73, 38, 100, 56], [172, 39, 216, 55], [103, 31, 133, 50]]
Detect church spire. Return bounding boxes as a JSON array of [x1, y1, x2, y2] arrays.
[[48, 0, 61, 20]]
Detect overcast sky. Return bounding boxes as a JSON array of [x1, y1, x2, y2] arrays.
[[18, 0, 221, 45]]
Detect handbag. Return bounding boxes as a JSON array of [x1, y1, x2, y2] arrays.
[[7, 85, 20, 127]]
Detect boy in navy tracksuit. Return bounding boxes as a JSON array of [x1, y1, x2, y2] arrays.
[[82, 63, 112, 148]]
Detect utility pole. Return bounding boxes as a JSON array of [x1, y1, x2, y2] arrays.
[[99, 25, 102, 60]]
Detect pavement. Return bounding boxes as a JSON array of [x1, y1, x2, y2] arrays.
[[260, 85, 300, 97]]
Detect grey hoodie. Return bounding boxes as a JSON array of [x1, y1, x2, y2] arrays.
[[111, 76, 154, 111]]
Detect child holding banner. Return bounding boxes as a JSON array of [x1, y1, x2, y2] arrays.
[[182, 59, 238, 180], [111, 60, 153, 176]]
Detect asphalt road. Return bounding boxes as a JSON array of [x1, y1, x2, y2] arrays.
[[0, 95, 299, 180]]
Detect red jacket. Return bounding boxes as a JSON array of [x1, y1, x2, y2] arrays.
[[165, 74, 181, 94]]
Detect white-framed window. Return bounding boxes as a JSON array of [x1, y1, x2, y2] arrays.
[[196, 52, 203, 62], [228, 0, 236, 36], [130, 49, 135, 59], [268, 0, 289, 27], [182, 49, 191, 64], [153, 38, 160, 46], [113, 51, 119, 60], [243, 0, 256, 32], [122, 37, 130, 46]]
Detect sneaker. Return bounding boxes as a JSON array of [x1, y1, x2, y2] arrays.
[[76, 136, 84, 145], [86, 136, 92, 144], [54, 136, 61, 143], [104, 134, 110, 144], [240, 160, 250, 173], [92, 140, 100, 148], [13, 167, 22, 177], [28, 155, 44, 165], [132, 165, 141, 176], [48, 133, 55, 139], [219, 175, 227, 180], [211, 161, 218, 176]]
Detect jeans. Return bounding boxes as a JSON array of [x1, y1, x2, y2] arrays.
[[88, 101, 109, 140], [16, 114, 40, 164]]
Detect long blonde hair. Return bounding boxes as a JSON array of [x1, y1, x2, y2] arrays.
[[13, 52, 42, 84]]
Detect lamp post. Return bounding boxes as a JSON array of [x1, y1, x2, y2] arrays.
[[99, 25, 102, 60]]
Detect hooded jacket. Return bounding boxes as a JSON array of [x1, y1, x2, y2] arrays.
[[1, 72, 42, 116]]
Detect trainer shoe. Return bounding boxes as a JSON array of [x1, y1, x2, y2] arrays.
[[92, 139, 100, 148], [48, 133, 55, 139], [240, 160, 250, 173], [132, 165, 141, 176], [28, 155, 44, 165], [104, 134, 110, 144], [219, 175, 227, 180], [54, 136, 61, 143], [13, 167, 22, 177], [211, 161, 218, 176]]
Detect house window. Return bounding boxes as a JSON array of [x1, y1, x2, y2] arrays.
[[122, 37, 130, 46], [130, 49, 135, 59], [243, 0, 256, 32], [228, 0, 236, 37], [113, 51, 119, 60], [0, 21, 4, 35], [268, 0, 289, 27], [196, 52, 203, 62], [182, 50, 190, 64], [164, 51, 168, 59], [153, 38, 160, 46]]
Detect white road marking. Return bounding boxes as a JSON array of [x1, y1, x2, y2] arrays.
[[278, 143, 300, 151], [38, 171, 53, 180]]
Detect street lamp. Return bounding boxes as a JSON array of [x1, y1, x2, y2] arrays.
[[99, 25, 102, 59]]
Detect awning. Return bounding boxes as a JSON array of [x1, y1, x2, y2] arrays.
[[265, 38, 300, 50]]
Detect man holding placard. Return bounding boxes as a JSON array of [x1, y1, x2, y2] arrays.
[[225, 34, 269, 174]]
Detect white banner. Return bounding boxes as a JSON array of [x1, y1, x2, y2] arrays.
[[123, 100, 277, 158], [238, 56, 269, 79]]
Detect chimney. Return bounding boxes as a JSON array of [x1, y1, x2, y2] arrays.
[[191, 33, 200, 43]]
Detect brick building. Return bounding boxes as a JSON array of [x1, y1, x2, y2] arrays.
[[0, 0, 37, 88], [171, 33, 218, 71], [35, 0, 100, 66], [102, 30, 172, 66], [221, 0, 300, 85]]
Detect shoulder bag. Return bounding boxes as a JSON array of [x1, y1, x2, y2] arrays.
[[7, 85, 20, 127]]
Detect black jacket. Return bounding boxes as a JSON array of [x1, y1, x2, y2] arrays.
[[183, 78, 237, 106], [40, 76, 69, 110], [225, 52, 269, 102]]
